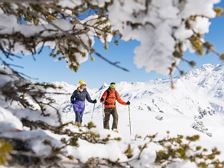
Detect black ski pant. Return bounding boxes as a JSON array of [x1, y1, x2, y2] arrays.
[[103, 108, 118, 130]]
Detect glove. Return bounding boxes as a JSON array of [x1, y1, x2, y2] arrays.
[[100, 98, 104, 102], [126, 101, 130, 105], [71, 100, 75, 104], [93, 99, 97, 104]]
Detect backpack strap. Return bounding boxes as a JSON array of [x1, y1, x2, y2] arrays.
[[105, 89, 110, 101], [104, 88, 117, 106]]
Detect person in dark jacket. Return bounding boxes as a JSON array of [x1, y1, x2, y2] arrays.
[[70, 80, 97, 124]]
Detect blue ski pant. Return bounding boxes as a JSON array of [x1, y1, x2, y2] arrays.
[[72, 100, 85, 123]]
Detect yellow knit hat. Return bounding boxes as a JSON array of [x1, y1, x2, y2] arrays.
[[79, 80, 86, 86]]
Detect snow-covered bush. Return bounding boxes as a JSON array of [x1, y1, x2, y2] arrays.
[[0, 65, 67, 125], [153, 134, 224, 167], [1, 122, 224, 168]]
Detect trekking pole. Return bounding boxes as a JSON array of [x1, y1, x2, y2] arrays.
[[102, 103, 105, 119], [91, 103, 96, 121], [101, 103, 105, 129], [128, 105, 132, 136]]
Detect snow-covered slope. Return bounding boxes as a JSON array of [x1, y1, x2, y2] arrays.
[[0, 64, 224, 167], [49, 64, 224, 160], [58, 64, 224, 154], [56, 63, 224, 135]]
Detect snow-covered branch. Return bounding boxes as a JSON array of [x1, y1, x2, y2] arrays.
[[0, 65, 65, 124], [0, 0, 120, 71], [107, 0, 222, 74]]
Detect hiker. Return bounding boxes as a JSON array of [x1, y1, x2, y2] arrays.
[[100, 82, 130, 131], [70, 80, 97, 125]]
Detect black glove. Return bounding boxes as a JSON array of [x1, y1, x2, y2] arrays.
[[126, 101, 130, 105], [93, 99, 97, 104], [71, 100, 75, 104], [100, 98, 104, 102]]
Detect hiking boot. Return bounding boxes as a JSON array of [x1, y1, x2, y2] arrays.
[[113, 129, 119, 133], [75, 122, 81, 127]]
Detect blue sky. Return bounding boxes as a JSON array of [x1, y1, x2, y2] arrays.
[[4, 2, 224, 88]]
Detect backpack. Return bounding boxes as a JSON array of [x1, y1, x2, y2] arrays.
[[104, 89, 118, 105]]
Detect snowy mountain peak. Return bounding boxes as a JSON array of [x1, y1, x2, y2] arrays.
[[197, 63, 224, 74], [213, 63, 224, 71], [201, 63, 215, 71]]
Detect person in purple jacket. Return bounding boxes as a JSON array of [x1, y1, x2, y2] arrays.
[[70, 80, 97, 125]]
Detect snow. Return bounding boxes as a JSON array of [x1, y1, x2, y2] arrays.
[[192, 17, 211, 34], [0, 106, 23, 130], [168, 161, 197, 168], [71, 140, 127, 162], [174, 24, 193, 41], [0, 130, 63, 156], [182, 0, 219, 18], [0, 63, 224, 167], [58, 0, 82, 8], [58, 0, 111, 8]]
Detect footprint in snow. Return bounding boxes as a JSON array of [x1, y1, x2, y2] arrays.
[[155, 115, 163, 121]]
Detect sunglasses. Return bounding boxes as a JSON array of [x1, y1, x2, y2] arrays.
[[110, 84, 116, 88]]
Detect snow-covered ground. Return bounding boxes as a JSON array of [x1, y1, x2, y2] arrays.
[[0, 63, 224, 167]]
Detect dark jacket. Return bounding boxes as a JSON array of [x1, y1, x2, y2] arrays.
[[70, 88, 94, 103]]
